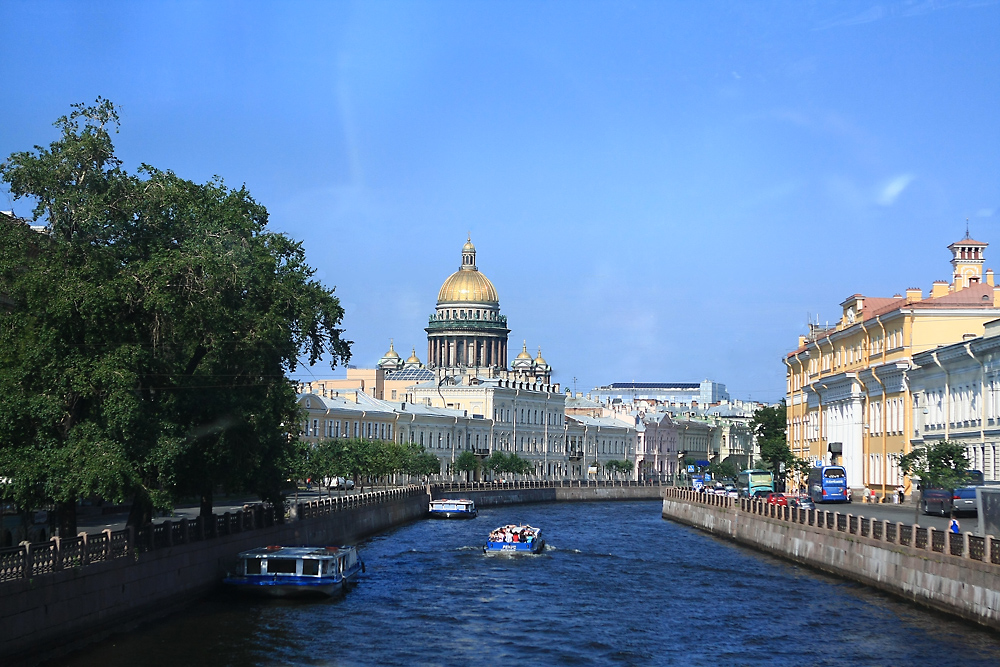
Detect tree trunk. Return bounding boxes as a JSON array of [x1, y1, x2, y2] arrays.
[[200, 488, 213, 520], [126, 492, 154, 528], [54, 500, 77, 537]]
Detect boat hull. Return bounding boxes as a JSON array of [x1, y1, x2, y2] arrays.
[[484, 539, 545, 554], [428, 510, 478, 519], [225, 566, 362, 598]]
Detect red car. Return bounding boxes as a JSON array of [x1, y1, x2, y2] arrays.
[[765, 492, 788, 506]]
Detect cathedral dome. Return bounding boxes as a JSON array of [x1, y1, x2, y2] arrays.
[[437, 238, 500, 305]]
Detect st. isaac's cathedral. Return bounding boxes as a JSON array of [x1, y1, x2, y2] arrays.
[[377, 237, 552, 385], [297, 238, 637, 481]]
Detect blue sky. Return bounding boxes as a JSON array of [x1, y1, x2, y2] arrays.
[[2, 1, 998, 402]]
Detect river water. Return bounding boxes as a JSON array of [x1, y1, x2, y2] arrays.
[[58, 500, 1000, 666]]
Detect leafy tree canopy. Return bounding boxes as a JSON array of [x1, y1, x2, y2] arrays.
[[752, 402, 794, 479], [0, 100, 351, 530], [900, 441, 970, 490]]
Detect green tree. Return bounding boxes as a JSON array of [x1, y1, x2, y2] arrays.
[[900, 440, 970, 492], [752, 402, 793, 488], [454, 450, 480, 482], [485, 451, 509, 478], [707, 460, 739, 481], [0, 100, 351, 532]]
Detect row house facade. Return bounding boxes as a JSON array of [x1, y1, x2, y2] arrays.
[[910, 319, 1000, 481], [785, 234, 1000, 496]]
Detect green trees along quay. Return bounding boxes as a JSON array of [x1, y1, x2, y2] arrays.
[[0, 100, 351, 535]]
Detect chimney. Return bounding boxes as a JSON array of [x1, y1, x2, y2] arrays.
[[988, 269, 995, 287], [905, 287, 922, 302], [931, 281, 949, 299]]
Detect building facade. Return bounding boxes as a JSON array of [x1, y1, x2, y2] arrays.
[[785, 234, 1000, 496], [910, 319, 1000, 481], [591, 380, 730, 407]]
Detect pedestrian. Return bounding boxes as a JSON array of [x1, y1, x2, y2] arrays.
[[897, 485, 905, 504], [863, 485, 871, 503], [870, 487, 877, 504], [949, 517, 961, 534]]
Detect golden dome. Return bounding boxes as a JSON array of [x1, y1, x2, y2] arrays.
[[406, 347, 421, 365], [535, 347, 547, 366], [516, 341, 533, 360], [437, 237, 499, 304], [383, 340, 400, 359], [438, 270, 499, 304]]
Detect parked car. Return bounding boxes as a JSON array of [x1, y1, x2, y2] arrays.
[[331, 477, 356, 491], [765, 493, 788, 506], [751, 489, 772, 499], [951, 487, 978, 516], [789, 495, 815, 509]]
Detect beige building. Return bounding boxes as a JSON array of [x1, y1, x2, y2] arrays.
[[785, 234, 1000, 496]]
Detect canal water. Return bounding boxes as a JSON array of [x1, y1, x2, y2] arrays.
[[59, 500, 1000, 666]]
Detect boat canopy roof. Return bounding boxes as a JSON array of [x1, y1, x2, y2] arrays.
[[237, 546, 352, 559]]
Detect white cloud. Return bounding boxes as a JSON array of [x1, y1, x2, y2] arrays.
[[876, 174, 915, 206]]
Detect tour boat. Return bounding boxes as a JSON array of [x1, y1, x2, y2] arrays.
[[484, 524, 544, 554], [429, 498, 478, 519], [224, 545, 364, 598]]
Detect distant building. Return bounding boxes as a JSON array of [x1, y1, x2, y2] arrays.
[[591, 380, 729, 407], [297, 238, 636, 481]]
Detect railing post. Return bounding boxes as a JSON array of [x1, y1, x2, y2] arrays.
[[987, 535, 995, 564], [963, 531, 971, 559], [163, 520, 173, 546], [20, 541, 32, 579], [127, 525, 135, 556], [51, 535, 62, 570], [927, 526, 935, 551], [78, 531, 89, 566], [102, 528, 113, 560]]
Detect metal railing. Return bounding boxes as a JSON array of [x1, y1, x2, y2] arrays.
[[0, 485, 426, 585], [663, 487, 1000, 567]]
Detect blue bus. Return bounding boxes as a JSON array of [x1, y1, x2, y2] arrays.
[[808, 465, 848, 503], [736, 470, 774, 498]]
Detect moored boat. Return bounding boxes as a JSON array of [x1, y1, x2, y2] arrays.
[[429, 498, 478, 519], [224, 545, 364, 598], [484, 524, 544, 554]]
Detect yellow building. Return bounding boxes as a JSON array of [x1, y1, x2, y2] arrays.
[[785, 234, 1000, 498]]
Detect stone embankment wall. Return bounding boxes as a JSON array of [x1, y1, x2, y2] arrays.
[[662, 488, 1000, 630], [432, 480, 664, 506], [1, 487, 428, 665]]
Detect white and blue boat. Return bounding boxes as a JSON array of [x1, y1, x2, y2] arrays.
[[224, 545, 364, 598], [484, 524, 544, 554], [429, 498, 478, 519]]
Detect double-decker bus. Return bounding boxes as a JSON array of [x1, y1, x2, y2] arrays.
[[736, 470, 774, 498], [808, 465, 848, 503]]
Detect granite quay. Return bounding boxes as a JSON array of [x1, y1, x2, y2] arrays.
[[662, 488, 1000, 630]]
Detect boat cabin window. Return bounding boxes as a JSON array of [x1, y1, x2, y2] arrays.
[[266, 558, 297, 575], [246, 559, 262, 575], [302, 559, 319, 576]]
